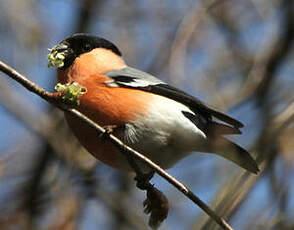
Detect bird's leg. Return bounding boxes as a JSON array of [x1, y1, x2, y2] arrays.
[[134, 171, 155, 190]]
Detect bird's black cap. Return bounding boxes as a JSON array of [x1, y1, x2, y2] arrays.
[[58, 33, 122, 69]]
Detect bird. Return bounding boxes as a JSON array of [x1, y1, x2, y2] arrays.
[[47, 33, 259, 174]]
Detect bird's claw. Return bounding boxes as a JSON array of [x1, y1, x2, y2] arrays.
[[134, 172, 154, 190], [99, 125, 118, 140]]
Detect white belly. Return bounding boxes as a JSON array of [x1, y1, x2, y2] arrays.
[[123, 94, 207, 170]]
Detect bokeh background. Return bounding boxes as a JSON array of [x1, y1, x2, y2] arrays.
[[0, 0, 294, 229]]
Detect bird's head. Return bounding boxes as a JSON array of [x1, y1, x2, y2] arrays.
[[47, 33, 122, 70]]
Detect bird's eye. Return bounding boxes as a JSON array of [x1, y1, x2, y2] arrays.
[[84, 44, 92, 52]]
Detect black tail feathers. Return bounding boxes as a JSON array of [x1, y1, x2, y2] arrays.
[[206, 137, 259, 174]]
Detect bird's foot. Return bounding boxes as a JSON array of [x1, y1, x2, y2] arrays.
[[100, 124, 125, 140], [134, 171, 154, 190]]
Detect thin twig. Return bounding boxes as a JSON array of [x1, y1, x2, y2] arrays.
[[0, 60, 234, 230]]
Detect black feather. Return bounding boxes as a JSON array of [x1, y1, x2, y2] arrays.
[[208, 121, 242, 136], [206, 137, 259, 174], [140, 84, 244, 128], [182, 111, 241, 137], [182, 111, 208, 134], [112, 75, 136, 83]]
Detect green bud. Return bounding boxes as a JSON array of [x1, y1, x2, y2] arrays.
[[55, 82, 87, 106]]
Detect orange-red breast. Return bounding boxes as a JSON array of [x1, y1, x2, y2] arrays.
[[47, 33, 259, 173]]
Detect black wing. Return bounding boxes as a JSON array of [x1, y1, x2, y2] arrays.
[[138, 84, 243, 128], [104, 68, 244, 132]]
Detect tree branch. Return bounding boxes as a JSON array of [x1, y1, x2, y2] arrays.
[[0, 60, 234, 230]]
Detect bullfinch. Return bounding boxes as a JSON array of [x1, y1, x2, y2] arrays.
[[47, 33, 259, 174]]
